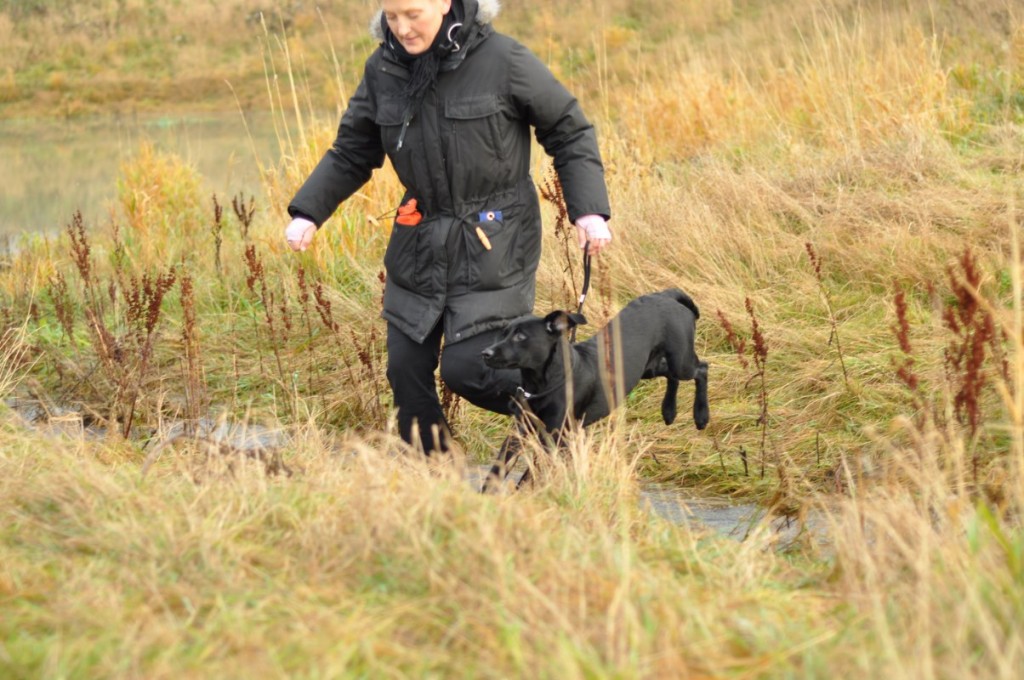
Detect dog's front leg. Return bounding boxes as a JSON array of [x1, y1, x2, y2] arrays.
[[481, 432, 523, 493], [481, 397, 543, 493]]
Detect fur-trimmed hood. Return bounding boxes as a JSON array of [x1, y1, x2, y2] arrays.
[[370, 0, 501, 40]]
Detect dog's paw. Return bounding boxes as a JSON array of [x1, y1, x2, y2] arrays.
[[694, 402, 710, 430]]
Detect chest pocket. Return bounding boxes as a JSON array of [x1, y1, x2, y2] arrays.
[[445, 95, 507, 163], [375, 95, 407, 150]]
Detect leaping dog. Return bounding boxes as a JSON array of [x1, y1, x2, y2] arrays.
[[481, 288, 709, 485]]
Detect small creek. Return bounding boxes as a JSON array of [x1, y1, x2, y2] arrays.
[[640, 485, 764, 537], [467, 466, 825, 544], [8, 399, 825, 546]]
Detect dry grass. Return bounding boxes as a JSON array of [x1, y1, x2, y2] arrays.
[[1, 0, 1023, 676], [1, 404, 1021, 676], [0, 423, 825, 677]]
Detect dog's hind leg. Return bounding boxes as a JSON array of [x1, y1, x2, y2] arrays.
[[645, 355, 680, 424], [663, 345, 709, 430], [692, 360, 709, 430], [661, 377, 679, 424]]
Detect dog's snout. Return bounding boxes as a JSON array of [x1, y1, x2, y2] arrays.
[[481, 347, 494, 360]]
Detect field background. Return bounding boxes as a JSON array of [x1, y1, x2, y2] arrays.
[[1, 0, 1023, 677]]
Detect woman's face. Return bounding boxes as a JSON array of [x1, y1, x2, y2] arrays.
[[382, 0, 453, 55]]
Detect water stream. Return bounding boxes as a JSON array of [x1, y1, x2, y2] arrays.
[[640, 484, 763, 537], [8, 396, 821, 543]]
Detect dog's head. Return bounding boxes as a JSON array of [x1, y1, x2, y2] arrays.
[[481, 311, 587, 370]]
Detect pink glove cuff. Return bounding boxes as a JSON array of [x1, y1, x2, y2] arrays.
[[576, 214, 611, 241], [285, 217, 315, 239], [285, 218, 316, 251]]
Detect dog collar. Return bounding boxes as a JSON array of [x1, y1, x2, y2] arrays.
[[516, 383, 565, 401]]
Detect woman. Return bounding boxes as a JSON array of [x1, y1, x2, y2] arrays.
[[285, 0, 611, 454]]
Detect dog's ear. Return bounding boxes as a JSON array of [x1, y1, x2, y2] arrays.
[[568, 312, 587, 326], [544, 310, 580, 335]]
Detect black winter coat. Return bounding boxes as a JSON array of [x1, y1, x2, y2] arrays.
[[288, 0, 610, 343]]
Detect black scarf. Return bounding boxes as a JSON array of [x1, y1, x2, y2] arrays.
[[381, 2, 469, 150]]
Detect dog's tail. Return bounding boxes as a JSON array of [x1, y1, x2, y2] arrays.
[[665, 288, 700, 320]]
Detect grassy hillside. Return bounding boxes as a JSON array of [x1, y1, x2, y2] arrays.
[[1, 0, 1023, 676]]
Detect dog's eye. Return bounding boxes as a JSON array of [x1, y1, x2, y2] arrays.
[[513, 332, 527, 342]]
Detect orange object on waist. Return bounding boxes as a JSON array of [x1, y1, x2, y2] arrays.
[[396, 198, 422, 226]]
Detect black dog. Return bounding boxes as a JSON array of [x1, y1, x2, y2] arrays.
[[481, 288, 709, 468]]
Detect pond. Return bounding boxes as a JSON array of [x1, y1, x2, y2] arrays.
[[0, 110, 290, 238]]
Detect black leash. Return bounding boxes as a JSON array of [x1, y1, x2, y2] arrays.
[[485, 244, 590, 492], [569, 242, 592, 343]]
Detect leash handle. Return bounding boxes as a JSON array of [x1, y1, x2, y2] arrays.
[[569, 243, 592, 344]]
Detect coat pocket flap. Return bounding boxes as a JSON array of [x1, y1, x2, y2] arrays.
[[444, 95, 501, 120], [374, 96, 406, 126]]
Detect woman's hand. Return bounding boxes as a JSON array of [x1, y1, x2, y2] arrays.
[[575, 214, 612, 255], [285, 217, 317, 251]]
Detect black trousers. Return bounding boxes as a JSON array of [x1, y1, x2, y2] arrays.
[[386, 321, 521, 454]]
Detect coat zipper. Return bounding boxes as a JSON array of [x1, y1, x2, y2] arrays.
[[396, 114, 412, 152], [433, 85, 456, 212]]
